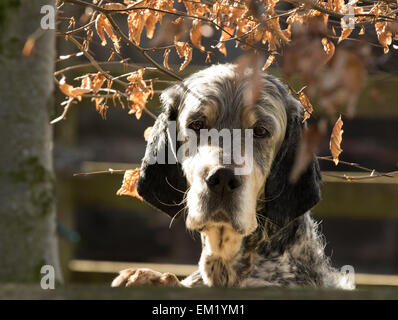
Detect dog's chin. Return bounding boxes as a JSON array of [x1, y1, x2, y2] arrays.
[[186, 210, 257, 236]]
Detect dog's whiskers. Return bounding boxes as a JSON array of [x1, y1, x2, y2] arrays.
[[169, 187, 190, 229], [165, 177, 186, 194]]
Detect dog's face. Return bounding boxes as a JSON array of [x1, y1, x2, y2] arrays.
[[173, 66, 288, 235], [137, 64, 321, 240]]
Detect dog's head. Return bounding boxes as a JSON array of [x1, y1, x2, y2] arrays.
[[137, 64, 321, 237]]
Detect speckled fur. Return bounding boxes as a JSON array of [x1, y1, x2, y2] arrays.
[[182, 213, 354, 289]]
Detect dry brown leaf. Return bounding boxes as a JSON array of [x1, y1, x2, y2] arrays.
[[330, 115, 344, 165], [216, 26, 234, 56], [95, 13, 121, 52], [127, 68, 146, 86], [262, 55, 275, 70], [321, 37, 335, 63], [127, 68, 151, 119], [22, 38, 35, 57], [59, 76, 91, 101], [102, 3, 127, 10], [216, 42, 227, 56], [92, 72, 107, 94], [205, 52, 212, 63], [145, 14, 158, 39], [81, 74, 91, 87], [144, 126, 153, 141], [190, 20, 205, 51], [94, 97, 108, 119], [174, 40, 185, 59], [174, 40, 193, 71], [59, 79, 74, 97], [298, 91, 314, 122], [103, 15, 121, 53], [163, 48, 171, 70], [338, 28, 352, 43], [375, 21, 393, 53], [68, 17, 76, 30], [116, 169, 142, 200], [128, 105, 143, 119], [333, 0, 346, 13], [128, 11, 146, 45], [95, 14, 107, 46]]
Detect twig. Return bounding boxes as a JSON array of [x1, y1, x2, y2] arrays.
[[317, 156, 394, 178], [62, 0, 183, 80], [73, 168, 127, 177], [68, 35, 129, 87], [62, 0, 262, 55], [51, 97, 75, 124], [322, 171, 398, 182], [57, 20, 95, 36], [104, 12, 183, 81]]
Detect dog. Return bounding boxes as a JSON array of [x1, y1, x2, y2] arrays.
[[111, 64, 354, 289]]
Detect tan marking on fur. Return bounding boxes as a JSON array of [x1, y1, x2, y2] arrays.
[[201, 224, 243, 260], [202, 103, 218, 127], [241, 106, 258, 129], [178, 102, 218, 134]]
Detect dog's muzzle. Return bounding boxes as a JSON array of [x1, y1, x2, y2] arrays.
[[199, 167, 243, 226]]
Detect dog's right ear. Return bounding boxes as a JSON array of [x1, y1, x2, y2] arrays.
[[136, 84, 188, 218]]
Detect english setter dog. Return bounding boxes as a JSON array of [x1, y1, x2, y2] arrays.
[[111, 64, 354, 290]]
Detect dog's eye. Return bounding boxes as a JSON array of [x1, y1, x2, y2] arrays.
[[188, 120, 205, 131], [253, 125, 270, 138]]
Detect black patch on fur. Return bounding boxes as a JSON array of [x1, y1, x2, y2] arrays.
[[260, 78, 322, 227], [136, 86, 187, 218]]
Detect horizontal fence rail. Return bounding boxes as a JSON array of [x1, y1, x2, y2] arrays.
[[69, 260, 398, 287]]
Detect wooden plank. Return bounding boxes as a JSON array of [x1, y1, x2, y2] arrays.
[[355, 273, 398, 287], [69, 260, 196, 276], [69, 260, 398, 287], [3, 282, 398, 299]]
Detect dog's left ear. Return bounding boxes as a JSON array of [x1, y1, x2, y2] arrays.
[[263, 94, 322, 228], [136, 84, 188, 218]]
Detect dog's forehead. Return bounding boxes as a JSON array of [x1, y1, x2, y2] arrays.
[[179, 67, 287, 130]]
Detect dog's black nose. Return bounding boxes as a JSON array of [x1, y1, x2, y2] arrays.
[[206, 168, 242, 195]]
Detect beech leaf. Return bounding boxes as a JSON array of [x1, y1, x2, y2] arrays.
[[330, 115, 344, 165], [116, 169, 142, 200]]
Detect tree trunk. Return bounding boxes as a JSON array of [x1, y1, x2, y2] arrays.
[[0, 0, 62, 282]]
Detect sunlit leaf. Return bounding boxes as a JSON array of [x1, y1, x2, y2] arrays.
[[338, 28, 352, 44], [190, 20, 205, 51], [330, 115, 344, 165], [262, 54, 275, 70], [59, 76, 91, 101], [116, 169, 142, 200], [174, 40, 193, 71], [163, 48, 171, 70], [92, 72, 107, 94], [95, 14, 107, 46], [321, 37, 335, 63], [298, 91, 314, 123], [145, 14, 158, 39]]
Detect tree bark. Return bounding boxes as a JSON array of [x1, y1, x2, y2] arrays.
[[0, 0, 62, 282]]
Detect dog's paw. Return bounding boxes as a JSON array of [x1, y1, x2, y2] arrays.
[[111, 268, 183, 287]]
